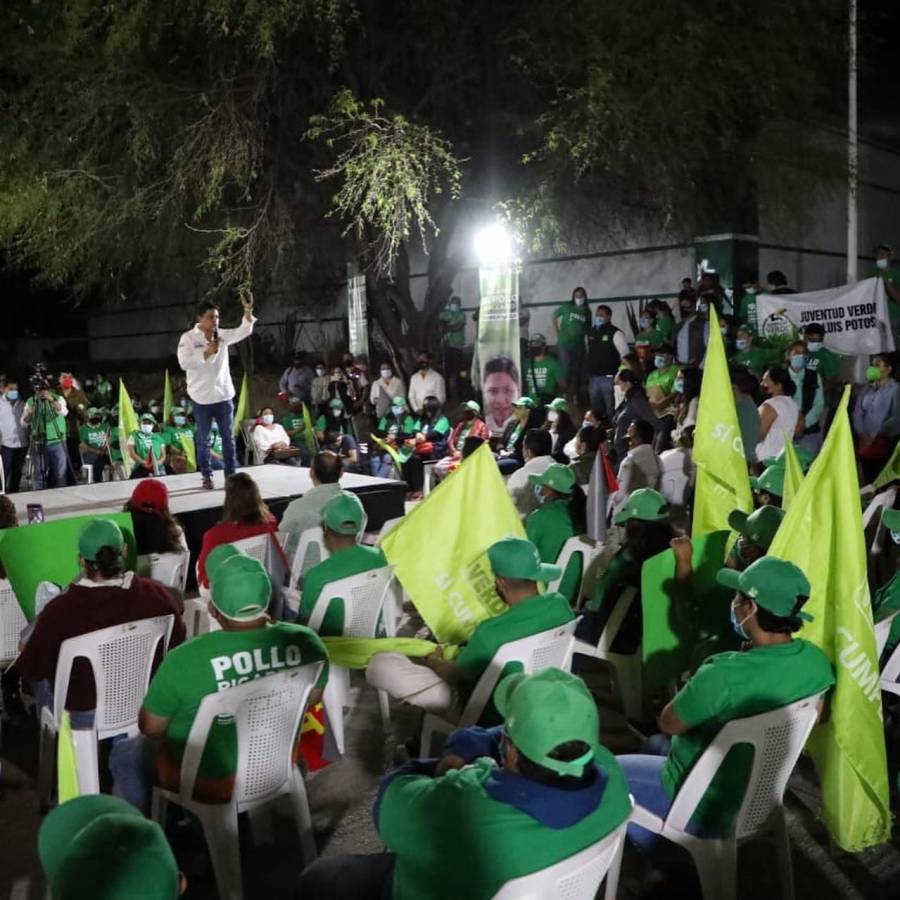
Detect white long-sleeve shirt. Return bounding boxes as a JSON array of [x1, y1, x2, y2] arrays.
[[0, 396, 27, 448], [407, 368, 446, 414], [176, 316, 256, 405], [252, 423, 291, 456]]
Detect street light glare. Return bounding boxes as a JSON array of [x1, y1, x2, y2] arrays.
[[474, 223, 514, 267]]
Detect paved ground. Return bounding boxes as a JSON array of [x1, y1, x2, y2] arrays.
[[4, 660, 900, 899]]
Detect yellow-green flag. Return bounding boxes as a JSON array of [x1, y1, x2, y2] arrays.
[[162, 370, 174, 425], [117, 379, 140, 477], [57, 711, 80, 803], [233, 372, 250, 436], [322, 636, 459, 668], [872, 441, 900, 492], [769, 387, 890, 850], [381, 443, 526, 644], [302, 403, 317, 456], [369, 433, 402, 471], [782, 440, 804, 511], [181, 433, 197, 473], [692, 305, 753, 536]]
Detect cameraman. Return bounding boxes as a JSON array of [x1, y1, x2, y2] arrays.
[[22, 385, 69, 490]]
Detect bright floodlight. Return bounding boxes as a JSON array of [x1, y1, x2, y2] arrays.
[[474, 223, 514, 268]]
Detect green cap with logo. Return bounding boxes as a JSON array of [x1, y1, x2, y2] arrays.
[[716, 556, 813, 620], [512, 396, 537, 409], [545, 397, 568, 412], [211, 554, 271, 621], [882, 509, 900, 533], [495, 668, 599, 777], [140, 413, 156, 424], [529, 333, 547, 346], [727, 505, 785, 551], [613, 488, 670, 525], [462, 400, 481, 414], [206, 543, 247, 587], [762, 445, 815, 473], [392, 396, 406, 407], [749, 464, 785, 498], [78, 519, 125, 563], [528, 463, 575, 495], [321, 491, 365, 535], [39, 796, 179, 899], [488, 537, 561, 583]]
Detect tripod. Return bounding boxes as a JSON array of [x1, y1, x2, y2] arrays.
[[27, 395, 77, 490]]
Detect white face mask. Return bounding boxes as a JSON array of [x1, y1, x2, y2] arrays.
[[381, 369, 392, 379], [890, 530, 900, 545], [806, 341, 823, 353], [173, 415, 186, 426], [140, 423, 153, 434], [262, 414, 274, 425], [391, 406, 404, 416], [547, 410, 559, 423], [316, 368, 326, 376], [574, 296, 585, 306], [877, 258, 889, 270]]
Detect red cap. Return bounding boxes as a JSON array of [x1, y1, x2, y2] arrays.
[[130, 478, 169, 515]]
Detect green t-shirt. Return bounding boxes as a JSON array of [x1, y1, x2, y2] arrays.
[[736, 292, 759, 334], [299, 545, 389, 637], [281, 412, 307, 447], [524, 499, 579, 603], [554, 303, 589, 348], [438, 308, 467, 348], [378, 414, 417, 435], [655, 314, 675, 340], [661, 639, 834, 831], [733, 346, 778, 377], [315, 414, 350, 435], [882, 267, 900, 325], [524, 355, 565, 400], [79, 423, 110, 450], [378, 751, 632, 900], [163, 425, 197, 453], [807, 347, 840, 383], [142, 623, 329, 779], [455, 592, 574, 684], [645, 363, 679, 397], [25, 395, 67, 443], [635, 328, 664, 349], [129, 430, 166, 462], [414, 415, 451, 438]]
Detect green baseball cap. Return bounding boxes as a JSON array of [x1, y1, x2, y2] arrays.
[[727, 505, 785, 551], [529, 333, 547, 346], [488, 537, 561, 583], [716, 556, 813, 620], [391, 396, 406, 406], [211, 555, 271, 621], [140, 412, 157, 423], [86, 407, 101, 418], [883, 509, 900, 532], [512, 396, 536, 408], [328, 397, 344, 409], [545, 397, 568, 412], [528, 463, 576, 495], [762, 445, 815, 473], [206, 543, 247, 587], [78, 519, 125, 563], [321, 491, 365, 535], [612, 488, 670, 525], [495, 668, 599, 777], [749, 465, 785, 497], [462, 400, 481, 414]]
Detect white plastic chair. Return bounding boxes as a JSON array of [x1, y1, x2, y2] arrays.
[[240, 419, 263, 466], [420, 619, 579, 757], [146, 550, 190, 598], [151, 663, 324, 900], [875, 607, 900, 659], [862, 486, 897, 532], [232, 532, 288, 618], [374, 516, 403, 547], [879, 609, 900, 698], [311, 565, 397, 755], [0, 579, 27, 745], [629, 693, 824, 900], [38, 615, 175, 805], [547, 535, 602, 607], [491, 815, 631, 900], [658, 448, 695, 510], [182, 596, 215, 638], [282, 527, 331, 616]]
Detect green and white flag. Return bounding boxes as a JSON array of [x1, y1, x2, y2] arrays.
[[476, 265, 521, 434]]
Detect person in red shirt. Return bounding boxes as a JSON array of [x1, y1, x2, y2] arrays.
[[196, 472, 278, 588], [16, 519, 185, 726]]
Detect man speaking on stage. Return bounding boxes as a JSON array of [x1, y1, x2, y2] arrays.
[[177, 293, 255, 489]]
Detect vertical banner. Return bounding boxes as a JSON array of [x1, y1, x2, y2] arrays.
[[347, 268, 370, 365], [476, 265, 521, 435], [162, 369, 174, 425]]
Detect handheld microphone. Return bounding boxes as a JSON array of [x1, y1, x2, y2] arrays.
[[212, 327, 219, 342]]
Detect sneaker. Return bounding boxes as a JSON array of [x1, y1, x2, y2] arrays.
[[201, 475, 214, 490]]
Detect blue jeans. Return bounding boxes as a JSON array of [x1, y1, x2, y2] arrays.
[[109, 733, 157, 814], [32, 440, 68, 490], [558, 344, 584, 394], [193, 400, 237, 477], [589, 374, 616, 419], [371, 453, 394, 478], [34, 680, 96, 729]]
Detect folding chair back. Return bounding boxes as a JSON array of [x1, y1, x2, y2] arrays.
[[290, 526, 329, 586], [547, 535, 601, 605], [0, 578, 26, 666], [659, 448, 695, 509], [308, 565, 397, 637], [491, 817, 630, 900], [148, 550, 190, 596], [240, 419, 262, 466]]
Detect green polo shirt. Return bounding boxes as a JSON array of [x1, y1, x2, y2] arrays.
[[524, 355, 565, 400], [414, 415, 451, 439], [378, 749, 632, 900], [438, 308, 467, 348], [455, 592, 574, 685], [735, 292, 759, 334], [882, 267, 900, 331], [142, 623, 329, 779], [525, 499, 579, 604], [807, 347, 840, 383], [315, 415, 350, 435], [163, 425, 197, 453], [129, 430, 166, 462], [554, 303, 589, 348], [378, 414, 417, 435], [79, 423, 110, 451], [25, 395, 67, 443], [733, 346, 778, 377], [299, 545, 388, 637], [645, 363, 679, 397], [655, 315, 676, 341], [281, 412, 307, 447], [661, 639, 834, 832], [635, 328, 664, 349]]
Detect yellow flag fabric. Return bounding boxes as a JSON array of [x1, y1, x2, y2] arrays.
[[302, 403, 317, 456], [233, 372, 250, 436], [117, 379, 140, 477], [370, 433, 402, 471], [691, 305, 753, 536], [181, 433, 197, 473], [381, 443, 526, 644], [57, 711, 80, 803], [162, 369, 174, 426], [782, 441, 804, 511], [322, 636, 459, 668], [872, 441, 900, 492], [769, 388, 890, 850]]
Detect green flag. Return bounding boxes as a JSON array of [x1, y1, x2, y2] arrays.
[[57, 711, 80, 803], [162, 369, 174, 425], [782, 441, 804, 511], [768, 387, 890, 850], [691, 305, 753, 536], [302, 403, 317, 457], [369, 433, 402, 471], [117, 379, 140, 477], [381, 443, 526, 644], [322, 636, 458, 669], [181, 433, 197, 473], [872, 441, 900, 492], [233, 371, 250, 436]]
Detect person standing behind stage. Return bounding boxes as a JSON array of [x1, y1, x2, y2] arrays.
[[177, 295, 256, 490]]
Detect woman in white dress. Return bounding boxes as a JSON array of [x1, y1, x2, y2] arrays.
[[755, 366, 799, 462]]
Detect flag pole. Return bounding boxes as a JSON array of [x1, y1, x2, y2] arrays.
[[846, 0, 858, 285]]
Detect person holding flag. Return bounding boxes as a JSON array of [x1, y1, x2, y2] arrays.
[[176, 294, 255, 489], [126, 413, 167, 479], [162, 404, 197, 474]]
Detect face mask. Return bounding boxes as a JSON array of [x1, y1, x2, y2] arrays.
[[331, 408, 342, 417], [533, 484, 545, 502], [574, 296, 585, 306], [891, 530, 900, 545], [654, 355, 668, 369], [867, 365, 881, 382], [730, 601, 753, 640], [736, 338, 748, 351], [547, 410, 559, 423], [673, 379, 685, 394], [877, 258, 889, 270], [380, 369, 392, 379], [789, 355, 807, 371], [595, 315, 608, 326], [391, 406, 404, 416], [744, 287, 757, 295], [211, 422, 219, 432], [806, 341, 823, 353], [697, 302, 709, 314], [582, 418, 592, 429], [450, 302, 460, 311], [173, 415, 186, 426], [150, 406, 161, 415], [720, 325, 728, 336], [639, 317, 651, 329], [6, 390, 18, 402], [261, 414, 274, 425], [61, 377, 73, 390], [140, 424, 153, 434], [316, 368, 326, 376]]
